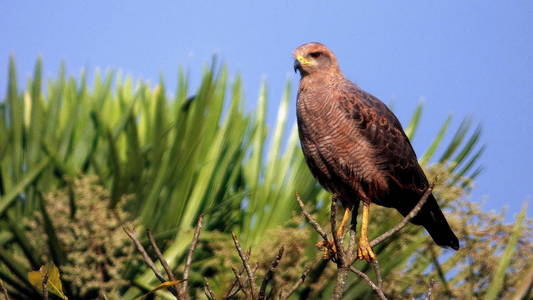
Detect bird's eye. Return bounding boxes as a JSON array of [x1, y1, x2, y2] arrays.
[[309, 52, 322, 58]]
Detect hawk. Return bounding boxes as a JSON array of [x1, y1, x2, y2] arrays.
[[293, 42, 459, 261]]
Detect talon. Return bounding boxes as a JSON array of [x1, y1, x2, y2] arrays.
[[355, 201, 376, 261], [316, 240, 336, 259], [356, 239, 376, 261], [314, 205, 353, 260]]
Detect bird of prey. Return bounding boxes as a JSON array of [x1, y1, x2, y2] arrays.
[[293, 42, 459, 261]]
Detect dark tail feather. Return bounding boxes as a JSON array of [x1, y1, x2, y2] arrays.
[[423, 211, 459, 250], [398, 193, 459, 250]]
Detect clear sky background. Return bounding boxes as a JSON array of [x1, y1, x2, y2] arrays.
[[1, 1, 532, 218]]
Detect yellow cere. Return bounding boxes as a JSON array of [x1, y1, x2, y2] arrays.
[[296, 55, 314, 66]]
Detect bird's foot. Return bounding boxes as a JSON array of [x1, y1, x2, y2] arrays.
[[356, 238, 376, 261], [316, 240, 337, 260]]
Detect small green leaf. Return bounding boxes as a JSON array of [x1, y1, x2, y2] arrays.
[[405, 102, 423, 140], [420, 115, 451, 166]]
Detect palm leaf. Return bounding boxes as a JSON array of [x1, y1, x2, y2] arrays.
[[484, 204, 528, 300]]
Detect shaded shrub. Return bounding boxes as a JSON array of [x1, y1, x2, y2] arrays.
[[25, 177, 138, 299]]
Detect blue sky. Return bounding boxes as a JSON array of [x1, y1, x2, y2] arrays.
[[1, 1, 532, 218]]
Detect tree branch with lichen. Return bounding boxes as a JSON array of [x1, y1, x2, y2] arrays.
[[296, 185, 435, 300]]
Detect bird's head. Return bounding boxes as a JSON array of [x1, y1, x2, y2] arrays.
[[293, 42, 340, 77]]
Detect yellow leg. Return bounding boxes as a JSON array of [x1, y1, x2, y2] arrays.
[[337, 207, 352, 238], [357, 202, 376, 261]]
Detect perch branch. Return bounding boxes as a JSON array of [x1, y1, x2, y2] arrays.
[[296, 185, 437, 300], [349, 266, 388, 300], [371, 259, 383, 290], [232, 233, 257, 299], [369, 185, 434, 248], [332, 267, 350, 300], [182, 215, 204, 298], [339, 184, 434, 298], [347, 229, 357, 262], [258, 247, 284, 300], [330, 197, 345, 266], [331, 196, 351, 300]]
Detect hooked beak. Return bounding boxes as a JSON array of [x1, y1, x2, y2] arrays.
[[293, 60, 301, 73], [294, 55, 314, 73]]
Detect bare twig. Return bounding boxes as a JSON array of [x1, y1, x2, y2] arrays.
[[123, 227, 166, 282], [424, 279, 436, 300], [258, 247, 284, 300], [281, 268, 310, 299], [0, 280, 9, 300], [147, 230, 180, 295], [332, 267, 350, 300], [330, 197, 344, 264], [349, 266, 388, 300], [42, 268, 49, 300], [347, 229, 357, 262], [231, 267, 248, 299], [223, 277, 239, 299], [371, 259, 384, 290], [182, 215, 204, 298], [223, 264, 247, 299], [223, 250, 251, 299], [231, 233, 257, 299], [295, 193, 329, 241], [280, 257, 320, 300], [369, 185, 433, 247], [203, 278, 216, 300], [124, 226, 179, 298], [147, 231, 175, 281]]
